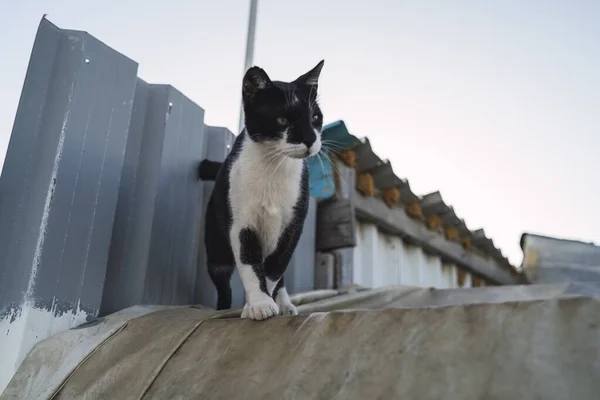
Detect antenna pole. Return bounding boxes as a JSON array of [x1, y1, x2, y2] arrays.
[[237, 0, 259, 134]]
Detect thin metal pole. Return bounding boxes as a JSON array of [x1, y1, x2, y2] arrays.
[[238, 0, 259, 134]]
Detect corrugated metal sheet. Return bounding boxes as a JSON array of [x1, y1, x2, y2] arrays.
[[352, 222, 472, 289], [521, 233, 600, 284], [0, 18, 317, 392], [0, 18, 139, 391]]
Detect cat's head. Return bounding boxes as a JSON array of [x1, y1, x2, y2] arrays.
[[241, 60, 325, 159]]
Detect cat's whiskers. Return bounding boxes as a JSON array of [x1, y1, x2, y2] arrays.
[[272, 153, 289, 176], [316, 152, 327, 181], [325, 154, 347, 185], [315, 151, 334, 183], [257, 145, 302, 177], [261, 149, 290, 174], [321, 139, 345, 151], [316, 148, 348, 188]]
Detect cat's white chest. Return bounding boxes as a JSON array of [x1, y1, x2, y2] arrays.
[[229, 141, 303, 255]]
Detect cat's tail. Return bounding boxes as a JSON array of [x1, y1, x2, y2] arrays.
[[198, 160, 223, 181]]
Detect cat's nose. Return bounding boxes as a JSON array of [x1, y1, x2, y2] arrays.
[[303, 138, 315, 148]]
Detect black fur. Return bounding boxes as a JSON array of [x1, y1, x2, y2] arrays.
[[198, 160, 222, 181], [239, 228, 269, 295]]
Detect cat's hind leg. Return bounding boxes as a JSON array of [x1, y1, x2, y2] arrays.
[[232, 226, 279, 320], [208, 264, 234, 310]]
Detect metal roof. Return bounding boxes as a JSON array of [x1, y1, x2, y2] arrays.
[[520, 233, 600, 284], [322, 120, 516, 271]]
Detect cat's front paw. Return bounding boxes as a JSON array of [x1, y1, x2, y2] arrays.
[[241, 295, 280, 320], [277, 299, 298, 316], [276, 289, 298, 316]]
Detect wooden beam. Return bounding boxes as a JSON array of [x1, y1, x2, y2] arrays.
[[316, 198, 357, 251], [353, 194, 520, 285]]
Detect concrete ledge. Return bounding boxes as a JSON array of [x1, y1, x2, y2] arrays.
[[3, 287, 598, 399]]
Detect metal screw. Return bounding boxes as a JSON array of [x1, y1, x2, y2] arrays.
[[226, 144, 231, 149], [84, 58, 90, 64]]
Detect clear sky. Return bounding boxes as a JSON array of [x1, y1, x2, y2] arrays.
[[1, 0, 599, 265]]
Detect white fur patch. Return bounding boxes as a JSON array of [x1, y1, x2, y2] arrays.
[[229, 135, 303, 320], [240, 296, 279, 320], [237, 266, 279, 320], [266, 278, 279, 296], [309, 129, 322, 156]]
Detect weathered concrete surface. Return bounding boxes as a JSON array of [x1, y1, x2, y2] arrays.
[[292, 281, 600, 314], [2, 286, 599, 399]]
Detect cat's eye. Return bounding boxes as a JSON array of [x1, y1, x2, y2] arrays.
[[277, 117, 289, 126], [312, 114, 319, 121]]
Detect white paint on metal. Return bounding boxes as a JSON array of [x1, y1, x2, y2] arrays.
[[352, 221, 475, 290], [28, 101, 72, 301], [0, 304, 91, 393], [0, 305, 168, 399], [463, 272, 472, 288], [0, 84, 77, 394]]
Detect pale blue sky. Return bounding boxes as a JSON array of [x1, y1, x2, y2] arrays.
[[1, 0, 599, 265]]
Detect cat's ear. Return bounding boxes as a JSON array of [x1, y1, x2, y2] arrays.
[[294, 60, 325, 87], [242, 66, 272, 97]]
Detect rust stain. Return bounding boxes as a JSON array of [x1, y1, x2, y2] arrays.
[[406, 201, 422, 218], [426, 214, 441, 230], [382, 187, 400, 208], [462, 236, 472, 250], [356, 173, 375, 196], [445, 226, 459, 241]]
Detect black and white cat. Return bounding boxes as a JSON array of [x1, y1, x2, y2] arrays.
[[203, 60, 325, 321]]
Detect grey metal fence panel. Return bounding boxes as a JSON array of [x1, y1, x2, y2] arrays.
[[100, 80, 157, 315], [1, 18, 320, 390], [143, 86, 206, 306], [285, 197, 317, 294], [0, 18, 138, 390], [0, 18, 63, 324], [101, 85, 207, 315]]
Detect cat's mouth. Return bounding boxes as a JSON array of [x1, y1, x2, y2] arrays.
[[288, 150, 311, 159], [278, 144, 313, 159]]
